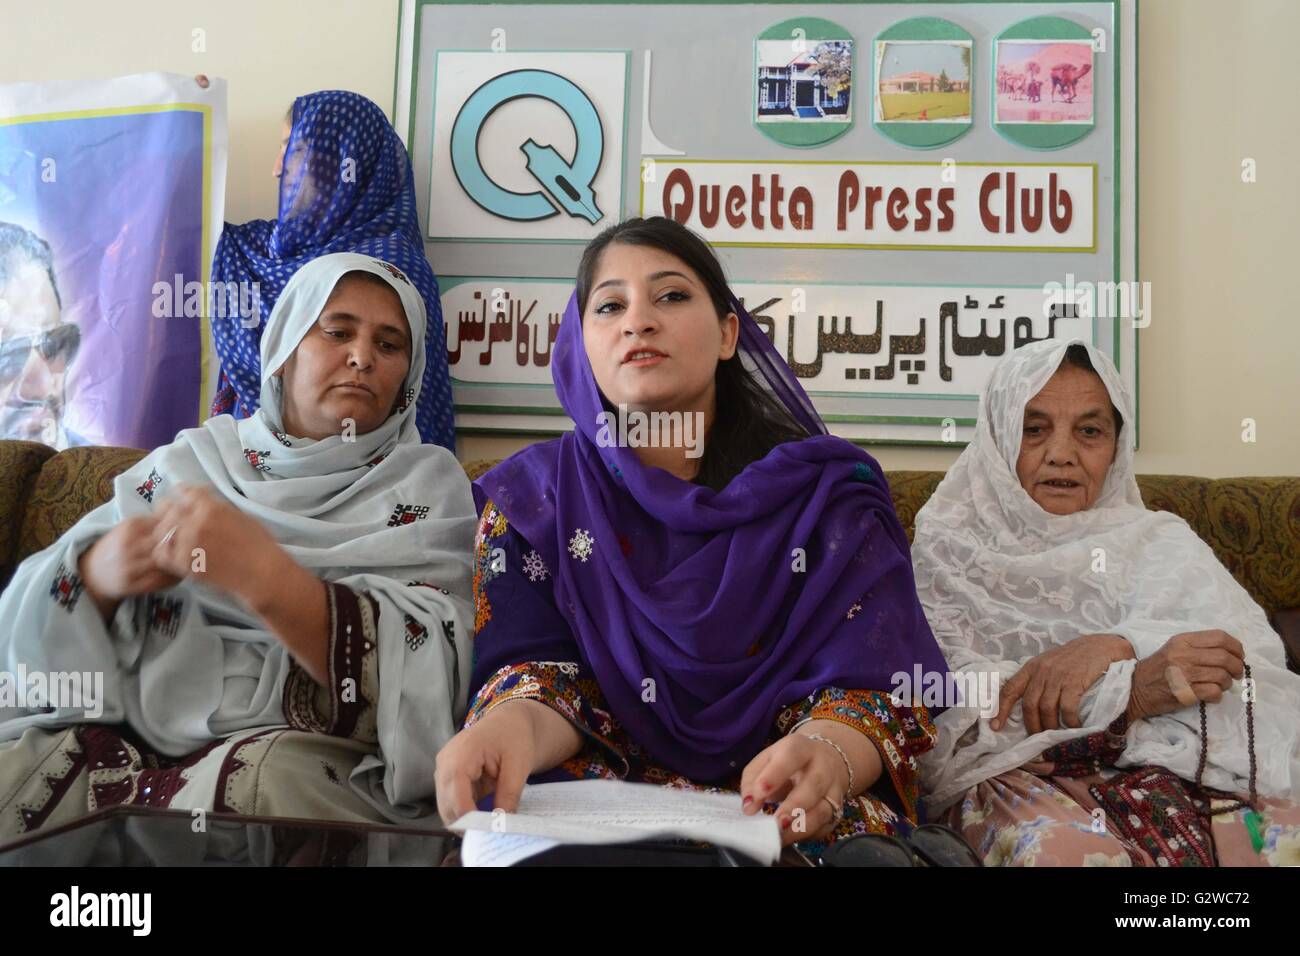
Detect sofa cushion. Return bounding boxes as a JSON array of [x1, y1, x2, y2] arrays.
[[1136, 475, 1300, 621], [462, 459, 497, 483], [0, 440, 57, 590], [8, 446, 1299, 625], [16, 445, 148, 568], [881, 470, 947, 542]]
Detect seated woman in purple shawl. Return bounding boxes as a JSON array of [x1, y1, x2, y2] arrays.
[[434, 217, 949, 857]]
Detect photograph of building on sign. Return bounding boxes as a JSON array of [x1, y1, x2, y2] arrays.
[[754, 39, 852, 123], [874, 40, 972, 123]]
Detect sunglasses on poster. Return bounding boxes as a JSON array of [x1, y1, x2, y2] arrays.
[[0, 323, 81, 386]]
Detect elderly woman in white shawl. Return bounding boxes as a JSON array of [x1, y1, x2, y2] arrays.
[[0, 252, 474, 842], [913, 338, 1300, 867]]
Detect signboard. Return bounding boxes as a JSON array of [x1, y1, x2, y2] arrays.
[[398, 0, 1138, 445]]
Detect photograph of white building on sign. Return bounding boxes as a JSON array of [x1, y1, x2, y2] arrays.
[[755, 41, 852, 122]]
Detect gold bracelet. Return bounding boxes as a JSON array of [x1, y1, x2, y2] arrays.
[[806, 732, 854, 799], [820, 794, 842, 826]]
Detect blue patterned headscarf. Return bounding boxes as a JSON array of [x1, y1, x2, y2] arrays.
[[209, 90, 455, 449]]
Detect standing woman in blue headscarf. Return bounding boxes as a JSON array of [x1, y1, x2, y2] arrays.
[[200, 79, 455, 449]]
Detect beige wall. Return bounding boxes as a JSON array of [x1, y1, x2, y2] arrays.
[[3, 0, 1295, 476], [0, 0, 399, 225]]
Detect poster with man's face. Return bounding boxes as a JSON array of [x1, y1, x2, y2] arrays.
[[0, 237, 74, 443], [0, 73, 227, 449]]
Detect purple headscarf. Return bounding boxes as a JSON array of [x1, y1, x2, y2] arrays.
[[476, 290, 947, 782]]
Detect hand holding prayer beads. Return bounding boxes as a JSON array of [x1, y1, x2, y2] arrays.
[[1125, 629, 1246, 723]]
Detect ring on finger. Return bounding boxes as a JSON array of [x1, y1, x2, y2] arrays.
[[160, 525, 179, 547]]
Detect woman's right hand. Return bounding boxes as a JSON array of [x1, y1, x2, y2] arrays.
[[77, 515, 183, 620], [435, 700, 550, 824], [1126, 629, 1246, 722]]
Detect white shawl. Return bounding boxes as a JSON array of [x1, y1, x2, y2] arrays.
[[0, 252, 476, 818], [913, 337, 1300, 813]]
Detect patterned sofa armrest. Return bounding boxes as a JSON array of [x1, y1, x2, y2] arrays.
[[15, 445, 148, 569], [883, 470, 947, 543], [1138, 474, 1300, 621], [461, 459, 499, 482], [0, 440, 58, 591]]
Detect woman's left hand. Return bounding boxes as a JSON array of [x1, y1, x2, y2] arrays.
[[992, 633, 1136, 734], [739, 734, 849, 846], [149, 483, 287, 607]]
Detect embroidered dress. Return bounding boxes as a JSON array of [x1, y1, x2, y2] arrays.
[[949, 718, 1300, 867], [461, 274, 949, 860], [468, 500, 939, 858], [474, 288, 949, 786], [0, 254, 476, 844], [946, 764, 1300, 868], [0, 584, 395, 842]]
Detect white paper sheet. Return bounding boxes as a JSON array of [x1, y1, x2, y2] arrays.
[[450, 779, 782, 866], [460, 830, 560, 867]]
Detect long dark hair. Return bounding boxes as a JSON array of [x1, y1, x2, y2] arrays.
[[576, 216, 809, 491]]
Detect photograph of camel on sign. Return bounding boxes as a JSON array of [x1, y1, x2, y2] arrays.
[[994, 39, 1093, 124]]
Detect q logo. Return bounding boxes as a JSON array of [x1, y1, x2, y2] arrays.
[[450, 69, 604, 224]]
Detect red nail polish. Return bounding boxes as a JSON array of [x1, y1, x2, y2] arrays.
[[780, 816, 791, 830], [742, 795, 752, 809]]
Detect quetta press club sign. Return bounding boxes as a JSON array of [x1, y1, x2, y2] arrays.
[[644, 159, 1095, 251]]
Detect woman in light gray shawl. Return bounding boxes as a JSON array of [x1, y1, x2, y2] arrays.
[[0, 252, 475, 842]]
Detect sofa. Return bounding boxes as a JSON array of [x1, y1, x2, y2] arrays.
[[2, 439, 1297, 670]]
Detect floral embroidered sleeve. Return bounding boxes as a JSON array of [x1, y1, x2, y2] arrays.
[[774, 687, 937, 822], [1036, 714, 1130, 777], [464, 662, 629, 777], [281, 581, 379, 745], [463, 498, 628, 775]]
